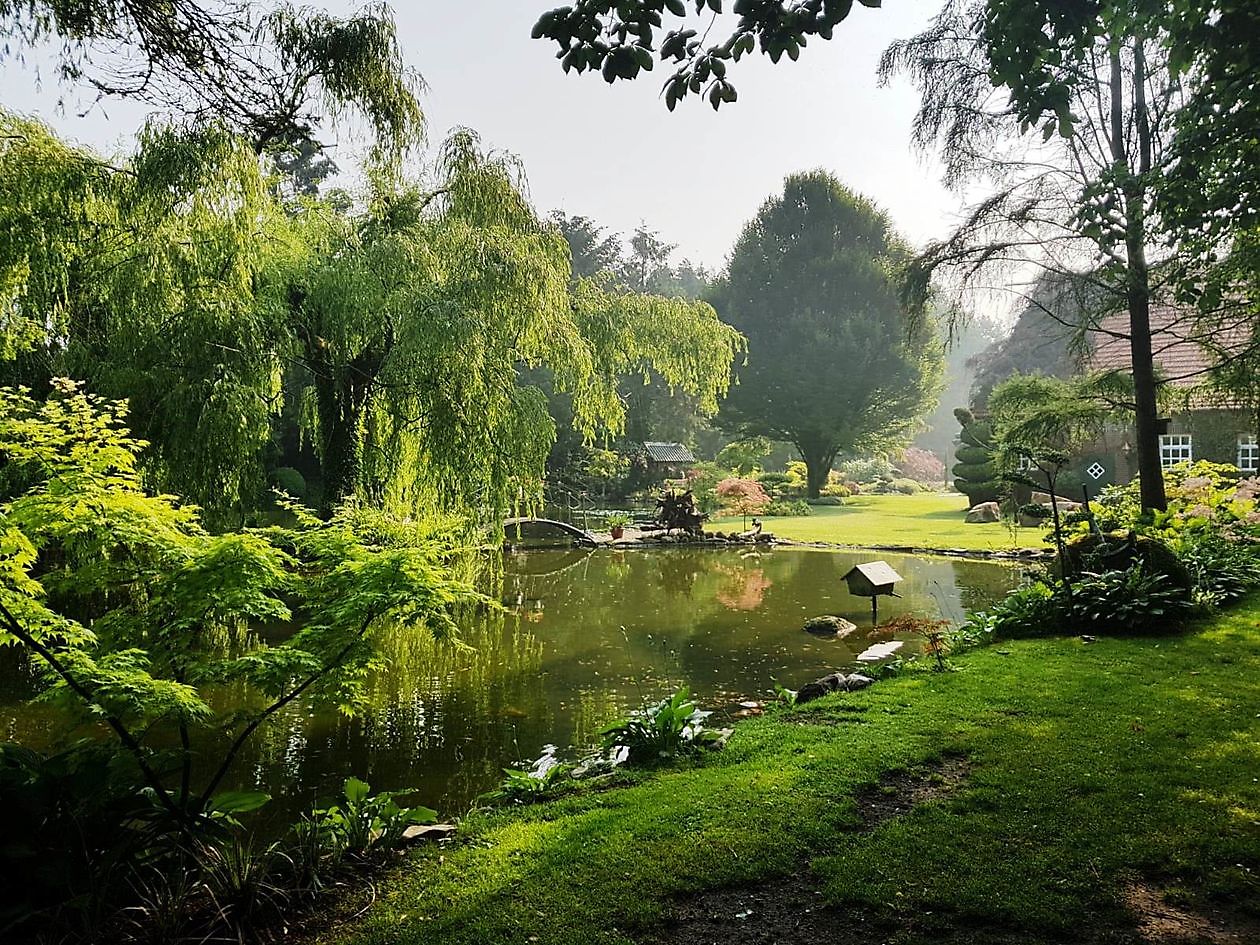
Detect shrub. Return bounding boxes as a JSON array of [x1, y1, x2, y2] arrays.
[[892, 477, 922, 495], [807, 495, 845, 506], [970, 582, 1065, 640], [952, 409, 1003, 504], [895, 446, 946, 484], [764, 499, 810, 516], [820, 482, 851, 498], [1178, 530, 1260, 605], [1089, 461, 1258, 538], [269, 466, 307, 498], [755, 471, 792, 490], [684, 462, 726, 513], [1060, 533, 1193, 598], [839, 455, 895, 485], [1018, 503, 1052, 521], [602, 689, 723, 764], [1064, 566, 1193, 634]]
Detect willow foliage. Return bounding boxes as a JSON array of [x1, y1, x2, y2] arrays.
[[280, 129, 743, 517], [1, 114, 741, 522], [0, 110, 286, 520]]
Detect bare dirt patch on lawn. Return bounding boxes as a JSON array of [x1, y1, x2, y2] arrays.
[[1122, 881, 1260, 944], [644, 758, 974, 945]]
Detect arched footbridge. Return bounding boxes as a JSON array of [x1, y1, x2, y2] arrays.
[[503, 518, 599, 546]]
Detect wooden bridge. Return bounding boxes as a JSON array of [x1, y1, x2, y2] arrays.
[[503, 518, 599, 546]]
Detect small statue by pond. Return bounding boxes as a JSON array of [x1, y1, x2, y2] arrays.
[[655, 488, 706, 536]]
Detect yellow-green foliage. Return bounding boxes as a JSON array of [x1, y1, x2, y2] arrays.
[[0, 383, 483, 814]]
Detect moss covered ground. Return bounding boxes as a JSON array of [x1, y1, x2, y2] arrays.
[[320, 599, 1260, 945], [715, 493, 1043, 551]]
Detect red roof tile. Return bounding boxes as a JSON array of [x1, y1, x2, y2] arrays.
[[1090, 303, 1252, 390]]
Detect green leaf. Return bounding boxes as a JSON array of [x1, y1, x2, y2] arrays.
[[208, 790, 271, 814], [402, 805, 438, 825], [344, 776, 371, 803]]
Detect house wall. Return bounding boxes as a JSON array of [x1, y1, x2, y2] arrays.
[[1170, 409, 1255, 467], [1085, 408, 1257, 487]]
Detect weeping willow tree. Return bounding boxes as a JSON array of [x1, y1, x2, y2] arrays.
[[0, 110, 288, 519], [1, 110, 741, 522], [279, 130, 744, 517]]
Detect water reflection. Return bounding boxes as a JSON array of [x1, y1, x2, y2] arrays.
[[0, 547, 1022, 823]]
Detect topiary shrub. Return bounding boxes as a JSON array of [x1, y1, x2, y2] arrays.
[[952, 408, 1003, 506], [756, 471, 792, 490], [269, 466, 307, 498]]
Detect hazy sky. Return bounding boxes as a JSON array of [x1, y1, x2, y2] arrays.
[[4, 1, 965, 274]]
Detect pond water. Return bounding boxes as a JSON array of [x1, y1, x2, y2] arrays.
[[0, 547, 1022, 826]]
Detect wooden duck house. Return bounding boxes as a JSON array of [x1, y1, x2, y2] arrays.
[[843, 561, 903, 623]]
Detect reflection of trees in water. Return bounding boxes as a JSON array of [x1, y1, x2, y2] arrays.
[[953, 561, 1025, 618], [715, 565, 772, 611], [244, 606, 548, 818], [207, 548, 1024, 823], [569, 687, 624, 748]]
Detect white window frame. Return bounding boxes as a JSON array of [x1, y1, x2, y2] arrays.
[[1238, 434, 1259, 473], [1159, 433, 1193, 469]]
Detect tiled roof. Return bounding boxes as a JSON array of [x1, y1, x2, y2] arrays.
[[1090, 303, 1252, 391], [643, 441, 696, 464]]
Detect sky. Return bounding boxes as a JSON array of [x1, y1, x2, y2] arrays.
[[3, 1, 967, 277]]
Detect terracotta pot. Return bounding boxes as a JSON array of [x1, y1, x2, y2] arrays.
[[610, 526, 624, 539]]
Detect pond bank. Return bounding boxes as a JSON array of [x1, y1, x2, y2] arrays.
[[315, 597, 1260, 945], [580, 528, 1052, 562]]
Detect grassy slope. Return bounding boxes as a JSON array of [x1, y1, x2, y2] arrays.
[[714, 493, 1043, 551], [326, 602, 1260, 945]]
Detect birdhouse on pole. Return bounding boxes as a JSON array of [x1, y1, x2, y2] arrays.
[[843, 561, 903, 624]]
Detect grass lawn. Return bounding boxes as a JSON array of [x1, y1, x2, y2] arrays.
[[715, 492, 1044, 551], [321, 600, 1260, 945]]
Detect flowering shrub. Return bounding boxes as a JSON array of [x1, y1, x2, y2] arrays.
[[1091, 461, 1259, 538], [895, 447, 946, 484]]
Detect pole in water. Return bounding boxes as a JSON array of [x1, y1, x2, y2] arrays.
[[871, 596, 878, 625]]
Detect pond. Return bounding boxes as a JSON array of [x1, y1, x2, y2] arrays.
[[0, 547, 1022, 827]]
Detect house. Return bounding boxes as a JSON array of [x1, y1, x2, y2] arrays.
[[642, 441, 697, 482], [1088, 305, 1256, 485]]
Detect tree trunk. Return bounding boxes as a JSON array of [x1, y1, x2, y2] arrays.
[[800, 445, 837, 499], [309, 349, 379, 513], [1112, 41, 1168, 513], [318, 381, 362, 512]]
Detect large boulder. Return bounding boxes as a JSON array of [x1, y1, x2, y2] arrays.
[[802, 615, 858, 637], [965, 501, 1002, 524]]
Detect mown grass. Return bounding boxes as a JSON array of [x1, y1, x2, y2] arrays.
[[321, 600, 1260, 944], [715, 493, 1044, 551]]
